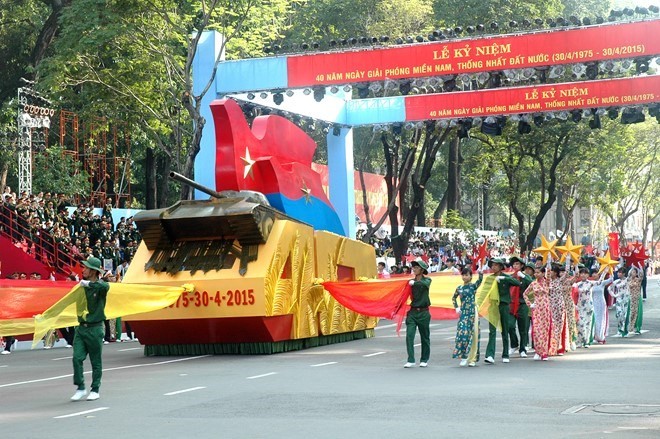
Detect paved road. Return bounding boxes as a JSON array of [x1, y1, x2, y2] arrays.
[[2, 279, 660, 438]]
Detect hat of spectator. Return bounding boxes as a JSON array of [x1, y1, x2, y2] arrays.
[[524, 262, 536, 271], [410, 258, 429, 274]]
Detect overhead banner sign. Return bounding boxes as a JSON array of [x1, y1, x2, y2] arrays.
[[404, 75, 659, 121], [287, 20, 660, 88]]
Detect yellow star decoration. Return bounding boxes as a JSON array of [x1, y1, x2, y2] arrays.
[[597, 250, 619, 276], [300, 180, 312, 204], [533, 234, 558, 264], [240, 147, 256, 179], [555, 235, 584, 264]]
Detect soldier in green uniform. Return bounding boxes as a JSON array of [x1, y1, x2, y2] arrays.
[[404, 259, 432, 368], [485, 258, 521, 364], [70, 257, 110, 402], [508, 256, 534, 358]]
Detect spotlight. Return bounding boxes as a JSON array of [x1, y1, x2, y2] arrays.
[[481, 117, 505, 136], [329, 40, 337, 47], [303, 88, 312, 96], [247, 92, 255, 100], [395, 37, 404, 44], [259, 92, 268, 99], [607, 107, 619, 120], [312, 42, 320, 49], [466, 25, 475, 33], [522, 19, 531, 27], [556, 111, 569, 121], [589, 114, 601, 129], [301, 42, 309, 50], [534, 18, 544, 26], [370, 37, 378, 44], [509, 20, 518, 28], [570, 110, 582, 122], [585, 64, 599, 80], [457, 119, 472, 138], [357, 84, 370, 99], [359, 37, 368, 44], [476, 24, 485, 31], [517, 121, 532, 134], [650, 6, 659, 13], [569, 15, 581, 26], [313, 86, 325, 102], [601, 60, 615, 73], [443, 78, 457, 92], [369, 82, 383, 93], [582, 17, 592, 26], [635, 6, 649, 15], [380, 36, 390, 43], [572, 64, 586, 78], [490, 22, 499, 30], [332, 125, 342, 136], [635, 59, 650, 73], [415, 35, 424, 42], [521, 68, 535, 79], [476, 71, 490, 85], [349, 37, 357, 45], [454, 26, 463, 34], [343, 85, 352, 92], [623, 7, 634, 16], [399, 81, 411, 95], [406, 36, 414, 44], [547, 18, 556, 27], [272, 44, 281, 52], [595, 16, 605, 24], [427, 33, 436, 42], [272, 92, 284, 105], [340, 39, 348, 45], [556, 17, 566, 26], [285, 90, 295, 97], [330, 86, 339, 94], [621, 108, 646, 124], [533, 114, 544, 127]]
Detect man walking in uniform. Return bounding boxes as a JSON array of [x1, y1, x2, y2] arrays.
[[71, 257, 109, 401], [485, 258, 521, 364], [404, 259, 432, 368]]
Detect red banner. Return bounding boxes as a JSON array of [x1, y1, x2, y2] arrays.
[[608, 232, 620, 259], [287, 20, 660, 87], [404, 75, 659, 121]]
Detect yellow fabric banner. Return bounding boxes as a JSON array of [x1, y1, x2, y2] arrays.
[[30, 283, 193, 348]]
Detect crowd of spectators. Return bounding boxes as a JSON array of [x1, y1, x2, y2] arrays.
[[0, 185, 141, 275]]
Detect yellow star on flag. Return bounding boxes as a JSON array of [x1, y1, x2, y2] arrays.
[[533, 234, 558, 264], [241, 148, 256, 179], [597, 250, 619, 276], [556, 235, 584, 264], [301, 180, 312, 204]]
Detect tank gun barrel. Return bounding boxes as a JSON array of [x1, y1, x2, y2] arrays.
[[169, 171, 224, 198]]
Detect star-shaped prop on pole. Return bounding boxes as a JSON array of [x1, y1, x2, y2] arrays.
[[533, 234, 558, 264], [597, 250, 619, 276], [621, 241, 649, 269], [300, 180, 312, 204], [556, 235, 584, 264]]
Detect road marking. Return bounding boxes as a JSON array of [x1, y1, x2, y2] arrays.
[[618, 427, 649, 430], [0, 365, 7, 368], [118, 347, 142, 352], [562, 404, 590, 414], [363, 352, 386, 357], [310, 362, 338, 367], [444, 336, 456, 340], [54, 407, 109, 419], [164, 386, 206, 396], [414, 343, 421, 347], [52, 356, 73, 361], [375, 323, 397, 330], [0, 355, 210, 389], [247, 372, 277, 379]]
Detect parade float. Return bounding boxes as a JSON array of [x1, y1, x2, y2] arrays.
[[123, 99, 378, 355]]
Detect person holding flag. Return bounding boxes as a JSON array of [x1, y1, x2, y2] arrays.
[[484, 258, 521, 364], [70, 257, 109, 402], [508, 256, 533, 358]]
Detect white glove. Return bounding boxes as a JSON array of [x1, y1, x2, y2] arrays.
[[408, 280, 415, 286], [79, 280, 90, 287], [529, 303, 535, 309], [517, 271, 525, 278], [477, 261, 484, 274], [455, 307, 461, 314], [496, 275, 505, 282]]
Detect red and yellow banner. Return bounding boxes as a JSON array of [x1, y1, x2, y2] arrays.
[[405, 75, 659, 121], [287, 20, 660, 87]]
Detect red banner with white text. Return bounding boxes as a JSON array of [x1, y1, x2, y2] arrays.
[[404, 75, 659, 120], [287, 20, 660, 87]]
